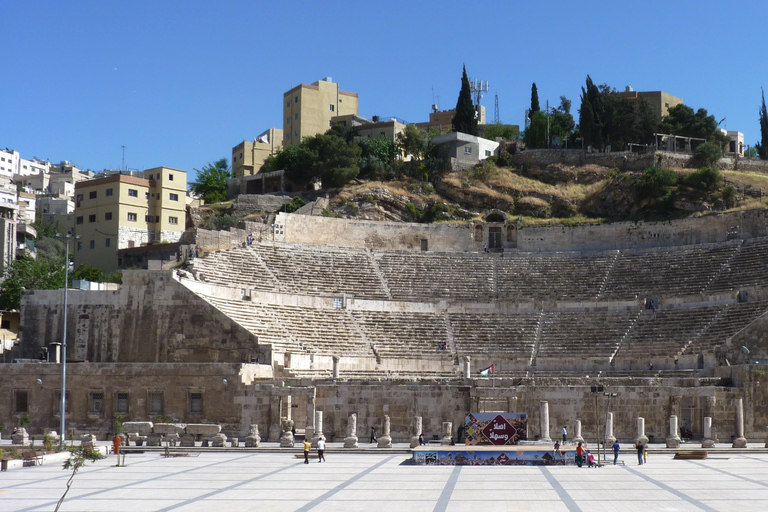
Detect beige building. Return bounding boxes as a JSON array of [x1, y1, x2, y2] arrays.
[[415, 105, 486, 134], [616, 89, 683, 120], [283, 78, 358, 146], [73, 167, 187, 273], [231, 128, 283, 178]]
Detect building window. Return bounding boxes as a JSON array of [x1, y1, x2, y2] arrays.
[[90, 392, 104, 414], [294, 113, 298, 120], [485, 150, 492, 157], [88, 214, 96, 223], [14, 389, 28, 413], [89, 191, 97, 199], [148, 174, 153, 180], [286, 101, 290, 107], [149, 392, 163, 416], [329, 104, 335, 112], [464, 147, 473, 154], [89, 240, 95, 250], [169, 216, 178, 225], [294, 130, 298, 137], [1, 320, 9, 329], [190, 392, 203, 415], [105, 212, 112, 221], [55, 391, 70, 414], [128, 189, 138, 197], [127, 212, 137, 221], [106, 188, 113, 196], [169, 193, 179, 201], [105, 238, 111, 248], [286, 117, 291, 124], [168, 174, 173, 181], [295, 95, 298, 103], [115, 392, 129, 414], [145, 215, 153, 223], [77, 194, 84, 202], [76, 216, 83, 225], [77, 241, 83, 251]]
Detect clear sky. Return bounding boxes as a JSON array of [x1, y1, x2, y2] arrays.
[[2, 1, 767, 182]]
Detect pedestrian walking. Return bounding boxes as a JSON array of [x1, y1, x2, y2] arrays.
[[419, 433, 425, 446], [303, 439, 311, 464], [562, 425, 568, 444], [317, 438, 326, 462], [612, 440, 620, 465], [370, 427, 377, 444], [634, 441, 644, 465]]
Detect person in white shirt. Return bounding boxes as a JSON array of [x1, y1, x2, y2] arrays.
[[317, 438, 326, 462], [562, 426, 567, 444]]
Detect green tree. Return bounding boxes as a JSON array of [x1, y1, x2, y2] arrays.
[[523, 111, 548, 148], [452, 65, 478, 135], [691, 141, 723, 167], [55, 446, 104, 512], [358, 135, 399, 180], [397, 124, 429, 161], [759, 88, 768, 160], [635, 167, 678, 200], [71, 264, 106, 283], [0, 255, 66, 310], [191, 158, 230, 204], [304, 133, 361, 188], [481, 124, 520, 141], [530, 83, 540, 115], [659, 104, 727, 146], [579, 75, 606, 150]]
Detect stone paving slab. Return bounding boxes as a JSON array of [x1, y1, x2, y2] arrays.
[[2, 447, 768, 511]]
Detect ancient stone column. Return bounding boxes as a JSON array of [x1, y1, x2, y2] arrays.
[[440, 421, 453, 445], [605, 412, 616, 445], [410, 416, 423, 448], [245, 424, 261, 447], [463, 356, 471, 379], [311, 411, 325, 447], [666, 415, 681, 448], [285, 395, 292, 421], [279, 419, 294, 447], [702, 417, 715, 448], [305, 395, 316, 445], [344, 413, 358, 448], [573, 420, 585, 445], [268, 396, 282, 442], [636, 417, 649, 445], [704, 396, 716, 418], [670, 395, 682, 419], [332, 356, 340, 380], [732, 398, 747, 448], [539, 401, 552, 442], [378, 415, 392, 448]]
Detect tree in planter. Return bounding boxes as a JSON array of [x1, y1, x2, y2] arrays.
[[19, 415, 31, 429], [55, 446, 104, 512]]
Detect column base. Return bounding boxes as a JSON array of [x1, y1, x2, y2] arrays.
[[701, 438, 716, 448], [410, 436, 420, 448], [666, 436, 681, 448], [344, 435, 358, 448], [377, 435, 392, 448], [279, 433, 294, 447], [732, 436, 747, 448], [635, 435, 649, 446]]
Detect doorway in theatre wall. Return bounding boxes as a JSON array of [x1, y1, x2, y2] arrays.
[[488, 227, 502, 249]]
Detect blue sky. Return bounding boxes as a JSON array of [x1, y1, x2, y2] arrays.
[[2, 1, 767, 182]]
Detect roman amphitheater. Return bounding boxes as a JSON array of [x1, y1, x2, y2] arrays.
[[3, 209, 768, 446]]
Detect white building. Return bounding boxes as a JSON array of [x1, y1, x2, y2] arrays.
[[431, 132, 500, 168], [0, 149, 20, 178]]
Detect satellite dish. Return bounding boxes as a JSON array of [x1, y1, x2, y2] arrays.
[[741, 346, 750, 355]]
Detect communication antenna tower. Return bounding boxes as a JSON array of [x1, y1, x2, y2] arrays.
[[494, 93, 500, 124], [469, 78, 489, 107]]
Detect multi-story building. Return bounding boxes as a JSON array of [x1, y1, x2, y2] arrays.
[[231, 128, 283, 178], [73, 167, 187, 273], [616, 89, 683, 120], [0, 177, 19, 274], [18, 158, 49, 177], [283, 77, 358, 146], [0, 149, 20, 178], [415, 106, 486, 134]]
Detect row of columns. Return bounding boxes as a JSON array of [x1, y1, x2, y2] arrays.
[[539, 398, 751, 448]]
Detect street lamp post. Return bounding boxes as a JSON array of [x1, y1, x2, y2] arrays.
[[591, 384, 604, 466], [57, 233, 77, 448], [603, 392, 618, 461]]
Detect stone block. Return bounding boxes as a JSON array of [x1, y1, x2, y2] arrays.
[[180, 434, 196, 447], [123, 422, 154, 436], [245, 435, 260, 447], [211, 434, 228, 447], [153, 423, 186, 435], [230, 438, 239, 447], [165, 433, 180, 446], [12, 428, 30, 446], [186, 424, 221, 436], [146, 433, 162, 447], [81, 434, 97, 449]]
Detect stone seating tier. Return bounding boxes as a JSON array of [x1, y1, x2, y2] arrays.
[[190, 238, 765, 303]]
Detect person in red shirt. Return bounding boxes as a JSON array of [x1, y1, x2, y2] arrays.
[[575, 441, 584, 467]]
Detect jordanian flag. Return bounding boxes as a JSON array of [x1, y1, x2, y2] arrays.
[[480, 365, 494, 377]]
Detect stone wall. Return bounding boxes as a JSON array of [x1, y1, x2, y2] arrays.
[[232, 194, 292, 215], [16, 270, 267, 364], [509, 149, 657, 172], [274, 208, 768, 253], [276, 212, 472, 252]]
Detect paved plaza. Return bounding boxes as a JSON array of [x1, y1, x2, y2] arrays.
[[2, 445, 768, 511]]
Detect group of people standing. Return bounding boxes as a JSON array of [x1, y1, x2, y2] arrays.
[[302, 438, 326, 464]]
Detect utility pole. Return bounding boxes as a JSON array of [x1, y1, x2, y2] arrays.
[[122, 146, 126, 172]]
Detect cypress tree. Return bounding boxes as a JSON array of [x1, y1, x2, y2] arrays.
[[452, 65, 478, 136], [760, 88, 768, 159], [530, 83, 540, 115]]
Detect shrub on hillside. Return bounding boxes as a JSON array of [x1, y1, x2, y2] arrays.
[[634, 167, 678, 199], [691, 142, 723, 167], [205, 213, 239, 231], [721, 185, 737, 206], [683, 167, 723, 191]]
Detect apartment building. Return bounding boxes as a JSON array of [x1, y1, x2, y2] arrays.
[[0, 178, 18, 274], [73, 167, 187, 272], [283, 78, 358, 146], [231, 128, 283, 178], [0, 149, 20, 178]]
